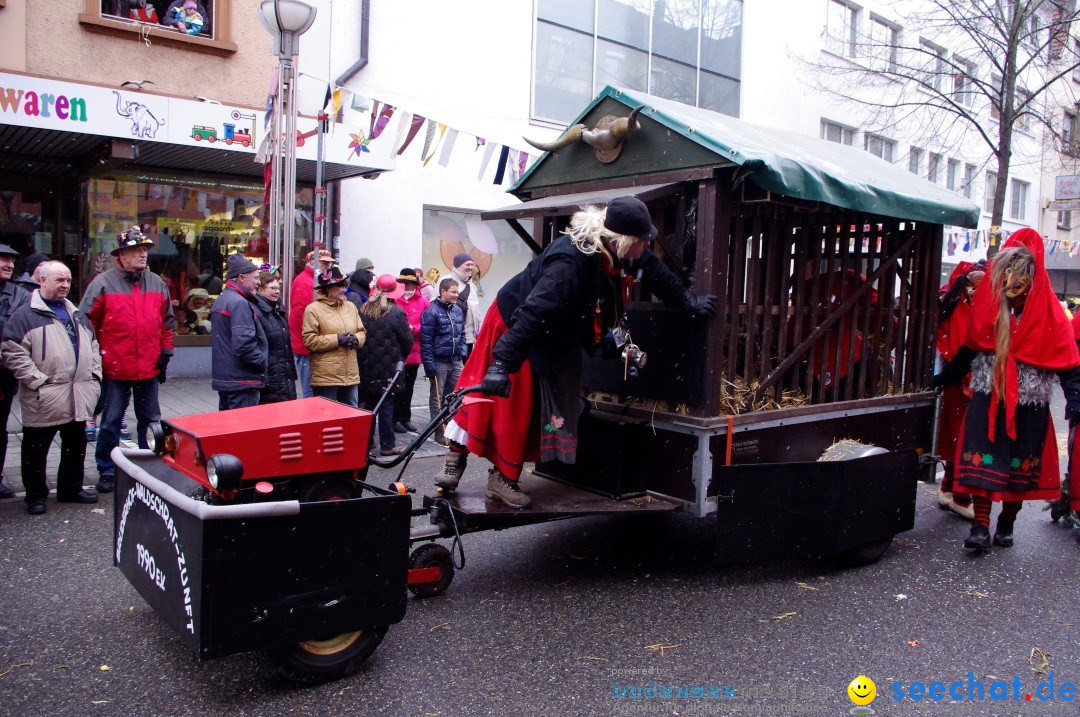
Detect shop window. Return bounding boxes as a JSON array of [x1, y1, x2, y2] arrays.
[[84, 174, 312, 343], [81, 0, 235, 53]]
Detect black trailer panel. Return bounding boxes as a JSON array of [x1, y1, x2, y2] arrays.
[[113, 450, 410, 660], [714, 449, 921, 562]]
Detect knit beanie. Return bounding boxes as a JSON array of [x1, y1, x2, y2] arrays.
[[355, 257, 375, 272], [452, 253, 473, 268], [226, 253, 258, 280]]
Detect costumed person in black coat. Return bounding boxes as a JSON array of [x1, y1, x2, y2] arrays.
[[936, 228, 1080, 552], [432, 196, 716, 508], [358, 274, 413, 455], [934, 260, 985, 520], [254, 268, 297, 404]]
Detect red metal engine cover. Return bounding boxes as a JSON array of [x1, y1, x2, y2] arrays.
[[162, 397, 373, 484]]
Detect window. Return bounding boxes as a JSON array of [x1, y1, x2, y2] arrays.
[[82, 0, 234, 51], [533, 0, 744, 123], [868, 16, 898, 72], [946, 159, 960, 191], [864, 133, 895, 162], [928, 152, 941, 183], [985, 171, 997, 213], [1010, 179, 1029, 220], [953, 58, 975, 107], [919, 39, 946, 91], [1074, 39, 1080, 81], [822, 120, 854, 145], [826, 0, 858, 58], [1065, 110, 1079, 155], [1059, 210, 1073, 230], [1015, 88, 1034, 131], [962, 163, 976, 199], [908, 146, 923, 174]]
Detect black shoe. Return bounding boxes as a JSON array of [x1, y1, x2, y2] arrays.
[[57, 490, 99, 505], [26, 500, 46, 515], [0, 480, 14, 500], [393, 422, 409, 434], [403, 421, 418, 432], [992, 521, 1015, 547], [963, 524, 992, 551], [96, 475, 116, 494]]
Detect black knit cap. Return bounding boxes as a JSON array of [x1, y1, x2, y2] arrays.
[[604, 196, 658, 242], [225, 253, 258, 279]]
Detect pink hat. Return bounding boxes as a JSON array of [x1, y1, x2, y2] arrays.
[[375, 273, 398, 292]]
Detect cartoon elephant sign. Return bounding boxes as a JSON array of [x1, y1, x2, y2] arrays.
[[113, 91, 165, 139]]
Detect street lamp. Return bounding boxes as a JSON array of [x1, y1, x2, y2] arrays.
[[258, 0, 316, 310]]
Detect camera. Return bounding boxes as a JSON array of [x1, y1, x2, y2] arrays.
[[622, 343, 647, 378]]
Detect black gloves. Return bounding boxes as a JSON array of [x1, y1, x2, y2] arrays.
[[683, 290, 718, 318], [480, 360, 511, 397], [337, 333, 360, 349], [157, 354, 171, 384]]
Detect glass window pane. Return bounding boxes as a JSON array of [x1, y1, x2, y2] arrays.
[[699, 70, 739, 116], [535, 22, 595, 124], [595, 39, 649, 92], [985, 171, 997, 213], [651, 55, 697, 105], [700, 0, 742, 79], [652, 0, 700, 66], [597, 0, 650, 49], [538, 0, 595, 33]]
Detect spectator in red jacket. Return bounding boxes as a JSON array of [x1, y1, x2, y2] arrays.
[[288, 249, 332, 398], [393, 268, 429, 433], [79, 226, 175, 493]]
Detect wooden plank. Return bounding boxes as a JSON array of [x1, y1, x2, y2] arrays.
[[774, 216, 797, 395], [507, 218, 542, 254], [522, 168, 718, 200], [758, 210, 783, 390], [726, 204, 747, 385], [699, 179, 724, 416], [752, 232, 919, 403], [743, 214, 762, 391]]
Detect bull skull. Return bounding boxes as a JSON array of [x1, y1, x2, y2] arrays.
[[524, 105, 644, 163]]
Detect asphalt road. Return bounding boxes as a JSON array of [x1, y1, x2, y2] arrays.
[[2, 420, 1080, 716]]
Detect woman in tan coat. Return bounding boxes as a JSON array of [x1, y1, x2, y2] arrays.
[[302, 264, 366, 407]]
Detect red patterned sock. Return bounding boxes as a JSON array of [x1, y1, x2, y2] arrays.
[[972, 496, 992, 529]]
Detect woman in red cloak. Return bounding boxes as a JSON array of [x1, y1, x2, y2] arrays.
[[934, 260, 985, 519], [937, 228, 1080, 551]]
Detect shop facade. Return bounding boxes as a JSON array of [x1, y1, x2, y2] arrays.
[[0, 69, 391, 374]]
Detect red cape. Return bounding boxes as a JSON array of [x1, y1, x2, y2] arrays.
[[936, 261, 977, 361], [966, 228, 1079, 440]]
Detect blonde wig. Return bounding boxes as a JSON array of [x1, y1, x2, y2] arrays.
[[988, 244, 1035, 397], [563, 205, 641, 261]]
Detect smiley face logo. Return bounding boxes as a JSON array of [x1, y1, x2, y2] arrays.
[[847, 675, 876, 706]]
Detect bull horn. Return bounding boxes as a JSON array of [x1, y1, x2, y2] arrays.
[[609, 105, 644, 140], [523, 123, 585, 153]]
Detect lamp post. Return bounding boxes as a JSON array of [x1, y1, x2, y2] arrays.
[[258, 0, 316, 310]]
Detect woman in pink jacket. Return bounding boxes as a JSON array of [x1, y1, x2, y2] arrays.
[[393, 268, 430, 433]]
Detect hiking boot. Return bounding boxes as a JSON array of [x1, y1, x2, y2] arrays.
[[96, 475, 116, 494], [403, 421, 418, 432], [963, 524, 991, 551], [434, 451, 467, 490], [486, 470, 531, 509], [992, 520, 1015, 548], [380, 446, 404, 456]]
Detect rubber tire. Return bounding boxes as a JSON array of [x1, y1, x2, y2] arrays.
[[300, 476, 363, 502], [828, 536, 893, 568], [407, 543, 454, 598], [267, 627, 387, 684]]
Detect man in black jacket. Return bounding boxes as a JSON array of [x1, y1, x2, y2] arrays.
[[0, 243, 29, 499], [433, 197, 716, 508]]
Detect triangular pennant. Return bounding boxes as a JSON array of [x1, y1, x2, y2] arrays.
[[493, 145, 510, 184], [422, 123, 447, 166], [371, 104, 395, 141], [477, 141, 497, 180], [437, 128, 459, 167], [397, 114, 425, 156], [369, 100, 381, 136]]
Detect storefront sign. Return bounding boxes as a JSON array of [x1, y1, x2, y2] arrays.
[[1055, 175, 1080, 200], [0, 70, 393, 170]]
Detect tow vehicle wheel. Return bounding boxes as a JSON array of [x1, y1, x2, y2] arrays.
[[301, 476, 364, 502], [408, 543, 454, 598], [267, 627, 388, 684], [829, 537, 893, 568]]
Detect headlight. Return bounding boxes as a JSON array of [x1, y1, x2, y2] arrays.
[[206, 454, 244, 492], [148, 422, 164, 454]]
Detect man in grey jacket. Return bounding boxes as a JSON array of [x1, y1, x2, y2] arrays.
[[210, 254, 268, 410], [1, 261, 101, 515]]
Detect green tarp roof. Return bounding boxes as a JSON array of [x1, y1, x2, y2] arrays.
[[516, 86, 980, 229]]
